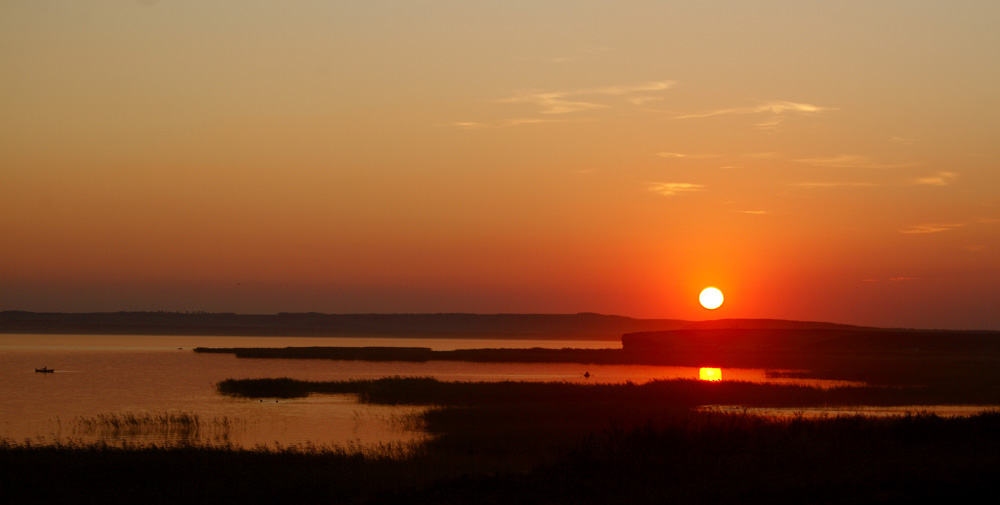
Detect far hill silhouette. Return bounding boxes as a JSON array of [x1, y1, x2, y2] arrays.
[[0, 311, 885, 339]]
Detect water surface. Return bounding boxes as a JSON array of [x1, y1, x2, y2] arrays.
[[0, 334, 871, 448], [700, 405, 1000, 418]]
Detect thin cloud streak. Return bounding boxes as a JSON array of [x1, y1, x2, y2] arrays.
[[899, 218, 999, 234], [794, 154, 916, 169], [914, 171, 957, 186], [500, 80, 676, 115], [629, 96, 663, 105], [501, 92, 606, 114], [792, 182, 879, 188], [589, 81, 675, 96], [898, 223, 968, 234], [451, 118, 572, 129], [457, 79, 676, 128], [755, 115, 786, 130], [655, 152, 719, 159], [648, 182, 705, 196], [675, 100, 834, 119]]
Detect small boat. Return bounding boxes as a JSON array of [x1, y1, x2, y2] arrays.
[[35, 367, 55, 373]]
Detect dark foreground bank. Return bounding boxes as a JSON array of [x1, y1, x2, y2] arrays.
[[3, 412, 999, 505]]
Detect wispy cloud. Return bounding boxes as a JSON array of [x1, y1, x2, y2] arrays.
[[500, 80, 676, 115], [455, 79, 675, 129], [648, 182, 705, 196], [890, 136, 918, 145], [733, 210, 768, 215], [913, 171, 957, 186], [755, 115, 786, 130], [898, 223, 968, 234], [794, 154, 916, 169], [899, 217, 999, 234], [655, 152, 719, 159], [629, 96, 663, 106], [590, 81, 675, 96], [675, 100, 834, 120], [789, 168, 961, 192], [791, 181, 879, 188], [500, 92, 606, 114], [450, 118, 572, 129]]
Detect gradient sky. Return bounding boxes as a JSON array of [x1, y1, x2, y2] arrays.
[[2, 1, 999, 329]]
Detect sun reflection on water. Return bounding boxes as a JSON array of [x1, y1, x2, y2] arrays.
[[699, 367, 723, 382]]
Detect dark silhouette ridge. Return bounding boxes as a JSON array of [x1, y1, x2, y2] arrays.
[[0, 311, 880, 339], [192, 327, 1000, 368]]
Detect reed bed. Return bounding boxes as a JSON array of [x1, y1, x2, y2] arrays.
[[196, 338, 1000, 400], [214, 375, 1000, 482], [5, 411, 1000, 505], [71, 411, 245, 442], [216, 375, 979, 408]]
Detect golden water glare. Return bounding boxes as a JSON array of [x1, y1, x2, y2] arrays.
[[699, 367, 723, 381]]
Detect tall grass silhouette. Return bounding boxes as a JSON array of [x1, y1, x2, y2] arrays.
[[71, 411, 244, 442]]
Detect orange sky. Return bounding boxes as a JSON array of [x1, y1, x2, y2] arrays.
[[2, 2, 998, 329]]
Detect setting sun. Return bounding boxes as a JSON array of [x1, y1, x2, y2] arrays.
[[699, 287, 724, 310]]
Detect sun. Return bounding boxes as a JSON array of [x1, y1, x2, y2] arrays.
[[699, 287, 724, 310]]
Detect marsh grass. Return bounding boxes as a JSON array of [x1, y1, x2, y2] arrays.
[[415, 411, 1000, 505], [216, 375, 961, 408], [213, 376, 1000, 481], [353, 409, 428, 432], [70, 411, 246, 443], [0, 436, 429, 505], [7, 411, 999, 505], [197, 334, 1000, 402]]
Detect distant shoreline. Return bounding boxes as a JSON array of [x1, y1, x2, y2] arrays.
[[0, 310, 884, 339], [193, 326, 1000, 396]]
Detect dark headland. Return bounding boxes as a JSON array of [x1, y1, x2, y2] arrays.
[[0, 310, 874, 339]]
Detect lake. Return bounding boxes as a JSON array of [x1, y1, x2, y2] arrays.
[[0, 333, 884, 448]]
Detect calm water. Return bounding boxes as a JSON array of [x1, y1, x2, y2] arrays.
[[1, 334, 862, 448], [700, 405, 1000, 418]]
